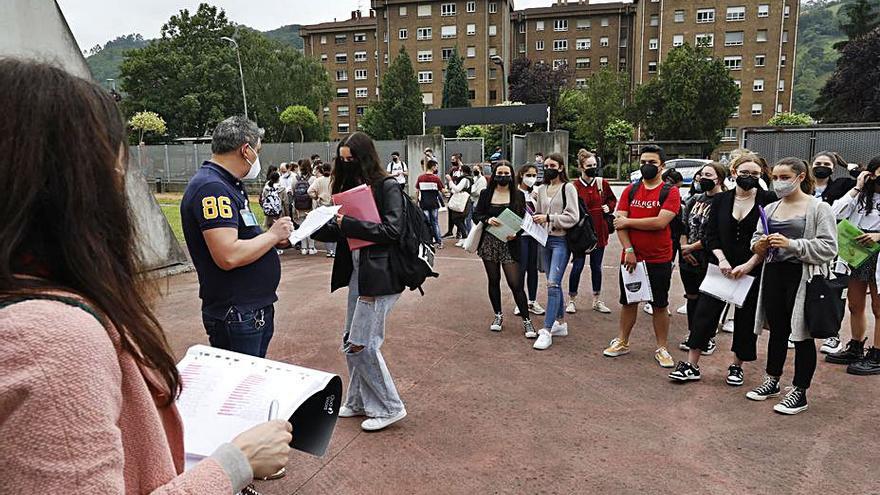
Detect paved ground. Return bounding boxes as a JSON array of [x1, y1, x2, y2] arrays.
[[155, 212, 879, 495]]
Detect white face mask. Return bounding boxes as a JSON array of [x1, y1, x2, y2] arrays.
[[773, 179, 800, 197], [523, 176, 537, 188], [244, 144, 261, 180]]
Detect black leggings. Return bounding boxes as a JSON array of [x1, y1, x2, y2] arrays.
[[687, 271, 760, 362], [680, 263, 707, 332], [483, 260, 530, 319], [763, 262, 817, 389]]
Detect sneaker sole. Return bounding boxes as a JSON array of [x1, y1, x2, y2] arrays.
[[669, 374, 701, 382], [819, 346, 844, 355], [656, 360, 675, 368], [701, 349, 716, 356], [533, 342, 552, 350], [524, 333, 538, 339], [773, 404, 808, 415], [726, 378, 744, 387], [551, 330, 568, 337], [603, 349, 630, 357], [746, 391, 780, 401], [846, 365, 880, 376], [678, 344, 690, 351], [361, 410, 407, 431], [825, 355, 862, 365], [338, 409, 366, 418], [593, 308, 611, 314], [530, 309, 546, 315], [490, 326, 502, 332]]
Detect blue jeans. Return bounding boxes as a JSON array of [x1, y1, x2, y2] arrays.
[[568, 246, 606, 297], [203, 304, 275, 358], [543, 236, 570, 329], [423, 208, 443, 244], [518, 235, 540, 301]]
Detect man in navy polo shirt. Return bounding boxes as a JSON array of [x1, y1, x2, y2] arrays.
[[181, 116, 293, 357]]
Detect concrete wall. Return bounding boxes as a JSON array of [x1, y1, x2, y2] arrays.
[[1, 1, 91, 79], [405, 134, 444, 195], [525, 130, 569, 165]]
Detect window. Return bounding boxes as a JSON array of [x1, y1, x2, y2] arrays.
[[518, 43, 526, 53], [599, 36, 609, 47], [576, 38, 591, 50], [577, 19, 591, 29], [399, 28, 408, 39], [441, 25, 457, 38], [320, 54, 328, 62], [422, 92, 433, 105], [724, 56, 743, 70], [777, 103, 784, 113], [418, 4, 431, 16], [552, 59, 567, 69], [536, 21, 545, 31], [320, 35, 327, 45], [338, 123, 350, 133], [726, 6, 746, 21], [600, 56, 608, 68], [467, 1, 476, 13], [756, 30, 768, 42], [356, 106, 366, 116], [335, 34, 346, 44], [489, 90, 497, 100], [336, 69, 348, 81], [672, 34, 684, 47], [575, 78, 587, 88], [696, 8, 715, 23], [778, 79, 785, 91], [554, 19, 568, 32], [731, 106, 740, 118], [354, 51, 367, 62], [467, 68, 476, 79], [384, 31, 388, 43], [466, 46, 476, 58], [751, 103, 763, 115], [468, 89, 476, 100], [647, 61, 657, 73], [489, 68, 497, 79], [418, 71, 433, 84], [354, 69, 367, 80], [417, 50, 433, 62], [621, 37, 628, 48], [780, 55, 786, 67], [758, 4, 769, 17], [519, 23, 526, 33], [442, 47, 455, 60], [725, 31, 744, 46], [489, 25, 497, 36], [441, 3, 456, 16], [354, 87, 367, 98], [337, 105, 349, 117], [417, 27, 432, 40], [575, 57, 590, 69], [335, 53, 347, 63], [695, 33, 714, 47], [722, 128, 737, 141], [553, 39, 568, 51], [399, 6, 407, 16], [755, 54, 766, 67], [649, 38, 659, 50], [782, 31, 789, 43], [650, 14, 659, 26], [784, 5, 790, 18], [753, 79, 764, 91], [733, 79, 741, 88], [336, 88, 349, 97], [601, 17, 609, 27], [353, 32, 367, 43], [536, 40, 544, 51], [489, 2, 497, 13], [674, 10, 685, 23]]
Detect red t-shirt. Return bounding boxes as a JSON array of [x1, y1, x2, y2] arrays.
[[617, 182, 681, 263], [415, 173, 445, 210]]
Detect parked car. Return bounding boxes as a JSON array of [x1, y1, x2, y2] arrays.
[[629, 158, 712, 185]]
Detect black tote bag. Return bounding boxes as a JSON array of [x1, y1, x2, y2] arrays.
[[804, 273, 848, 339]]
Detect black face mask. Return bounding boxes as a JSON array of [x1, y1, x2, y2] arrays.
[[583, 167, 599, 178], [699, 178, 716, 193], [736, 175, 759, 191], [813, 166, 833, 179], [544, 168, 560, 182], [494, 175, 512, 186], [640, 164, 659, 180]]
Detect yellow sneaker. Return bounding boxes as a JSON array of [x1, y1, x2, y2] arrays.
[[655, 347, 675, 368], [603, 338, 630, 357]]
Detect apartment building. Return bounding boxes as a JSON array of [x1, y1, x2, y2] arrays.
[[300, 11, 380, 139]]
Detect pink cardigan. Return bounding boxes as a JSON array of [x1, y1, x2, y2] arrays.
[[0, 298, 251, 494]]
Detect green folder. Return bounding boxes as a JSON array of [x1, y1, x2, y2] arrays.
[[837, 219, 880, 268], [486, 208, 524, 242]]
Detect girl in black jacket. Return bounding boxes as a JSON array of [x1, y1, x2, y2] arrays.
[[313, 132, 407, 432]]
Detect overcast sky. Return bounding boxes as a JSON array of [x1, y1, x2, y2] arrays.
[[58, 0, 626, 51]]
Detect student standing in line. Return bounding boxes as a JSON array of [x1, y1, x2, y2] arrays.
[[468, 165, 487, 233], [449, 164, 474, 246], [261, 170, 284, 230], [812, 150, 856, 205], [748, 157, 837, 415], [386, 151, 408, 191], [513, 164, 546, 317], [308, 162, 336, 257], [566, 149, 617, 315], [827, 156, 880, 374], [472, 161, 537, 337], [669, 154, 775, 384], [605, 145, 681, 368], [292, 158, 318, 255], [643, 169, 683, 317], [312, 132, 408, 431], [532, 154, 580, 350], [416, 159, 447, 249]]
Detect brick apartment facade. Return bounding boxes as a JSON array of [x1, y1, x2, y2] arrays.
[[301, 0, 798, 157]]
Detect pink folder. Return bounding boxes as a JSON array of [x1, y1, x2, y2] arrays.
[[332, 184, 379, 250]]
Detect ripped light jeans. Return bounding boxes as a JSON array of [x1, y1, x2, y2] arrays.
[[543, 235, 570, 329], [342, 250, 404, 418]]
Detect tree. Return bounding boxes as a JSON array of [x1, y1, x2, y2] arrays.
[[816, 27, 880, 122], [604, 118, 634, 173], [129, 111, 167, 144], [456, 124, 501, 160], [508, 57, 571, 129], [767, 112, 814, 126], [556, 68, 630, 162], [834, 0, 880, 50], [279, 105, 319, 143], [361, 47, 423, 139], [630, 43, 740, 153], [441, 47, 469, 137]]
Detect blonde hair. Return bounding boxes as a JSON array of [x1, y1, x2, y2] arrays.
[[730, 152, 770, 178], [577, 148, 595, 167]]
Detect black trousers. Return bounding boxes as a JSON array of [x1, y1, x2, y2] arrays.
[[679, 262, 707, 332], [687, 271, 761, 362], [762, 262, 817, 389]]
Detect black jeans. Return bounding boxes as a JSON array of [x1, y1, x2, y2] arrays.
[[687, 272, 761, 362], [202, 304, 275, 358], [680, 261, 707, 332], [762, 262, 817, 389]]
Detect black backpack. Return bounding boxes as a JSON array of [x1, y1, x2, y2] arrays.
[[293, 177, 312, 210], [376, 178, 439, 294], [561, 182, 598, 257], [627, 180, 674, 207]]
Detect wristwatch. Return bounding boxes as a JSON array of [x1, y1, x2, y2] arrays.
[[625, 247, 634, 254]]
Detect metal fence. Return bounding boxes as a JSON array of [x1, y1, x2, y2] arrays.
[[743, 124, 880, 165], [443, 137, 485, 166]]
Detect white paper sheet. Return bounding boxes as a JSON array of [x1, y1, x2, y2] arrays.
[[699, 263, 755, 308], [620, 262, 653, 304], [289, 205, 341, 245], [522, 213, 549, 246]]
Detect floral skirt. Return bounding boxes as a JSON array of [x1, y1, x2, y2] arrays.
[[477, 233, 515, 264]]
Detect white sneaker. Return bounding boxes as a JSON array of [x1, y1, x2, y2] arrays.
[[361, 409, 407, 431], [643, 303, 654, 315], [514, 305, 521, 316], [565, 300, 577, 314], [455, 240, 465, 248], [308, 248, 318, 255], [721, 319, 734, 333], [787, 339, 795, 349], [533, 329, 553, 350], [528, 301, 546, 315], [592, 300, 612, 314], [551, 321, 568, 337], [677, 304, 688, 315], [338, 405, 365, 418], [301, 248, 308, 255], [819, 336, 843, 354]]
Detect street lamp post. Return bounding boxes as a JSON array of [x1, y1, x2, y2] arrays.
[[490, 55, 508, 161], [221, 36, 249, 120]]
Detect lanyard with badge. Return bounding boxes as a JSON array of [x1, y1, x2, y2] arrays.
[[238, 183, 259, 227]]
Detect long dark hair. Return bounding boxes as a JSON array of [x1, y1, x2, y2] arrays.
[[331, 131, 387, 193], [858, 157, 880, 215], [487, 161, 525, 212], [0, 59, 180, 405], [298, 158, 312, 178]]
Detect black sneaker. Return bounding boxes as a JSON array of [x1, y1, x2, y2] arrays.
[[701, 338, 717, 356], [523, 319, 538, 339], [847, 347, 880, 375], [679, 339, 690, 351], [773, 386, 809, 415], [746, 375, 780, 401], [726, 364, 744, 386], [825, 338, 866, 365], [489, 313, 503, 332], [669, 361, 701, 382]]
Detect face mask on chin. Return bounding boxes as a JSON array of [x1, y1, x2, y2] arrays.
[[244, 144, 261, 180]]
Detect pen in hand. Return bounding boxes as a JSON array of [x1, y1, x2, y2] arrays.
[[259, 399, 287, 481]]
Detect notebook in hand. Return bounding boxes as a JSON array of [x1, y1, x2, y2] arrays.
[[332, 184, 380, 250]]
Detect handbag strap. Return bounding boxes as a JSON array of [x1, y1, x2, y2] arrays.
[[0, 293, 103, 325]]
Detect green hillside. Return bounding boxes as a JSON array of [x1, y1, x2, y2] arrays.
[[263, 24, 303, 50]]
